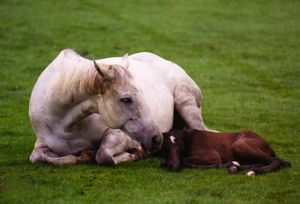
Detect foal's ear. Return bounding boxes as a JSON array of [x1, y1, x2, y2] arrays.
[[121, 54, 129, 69], [93, 60, 116, 80]]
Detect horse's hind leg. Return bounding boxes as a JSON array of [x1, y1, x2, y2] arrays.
[[173, 84, 207, 130], [47, 150, 96, 164], [30, 138, 95, 165], [31, 147, 95, 165], [30, 138, 57, 163], [30, 146, 78, 165]]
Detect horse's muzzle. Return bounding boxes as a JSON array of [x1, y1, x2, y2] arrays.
[[139, 133, 163, 153], [151, 134, 163, 151]]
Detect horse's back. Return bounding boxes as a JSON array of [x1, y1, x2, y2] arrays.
[[96, 51, 196, 87], [130, 52, 192, 79]]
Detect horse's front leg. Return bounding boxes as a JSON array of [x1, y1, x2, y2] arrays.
[[63, 96, 98, 131], [76, 149, 97, 163], [174, 84, 207, 130], [95, 129, 146, 165]]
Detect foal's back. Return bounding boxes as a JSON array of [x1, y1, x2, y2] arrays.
[[184, 129, 241, 149], [183, 129, 273, 160]]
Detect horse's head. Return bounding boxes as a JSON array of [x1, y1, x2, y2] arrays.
[[93, 55, 162, 152]]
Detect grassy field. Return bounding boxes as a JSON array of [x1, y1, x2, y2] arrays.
[[1, 0, 300, 203]]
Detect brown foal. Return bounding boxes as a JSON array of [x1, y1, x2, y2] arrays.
[[161, 129, 291, 175]]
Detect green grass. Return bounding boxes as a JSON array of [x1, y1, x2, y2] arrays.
[[1, 0, 300, 203]]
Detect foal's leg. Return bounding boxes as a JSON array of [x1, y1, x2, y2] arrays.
[[223, 161, 242, 174], [184, 160, 241, 174], [232, 139, 276, 175]]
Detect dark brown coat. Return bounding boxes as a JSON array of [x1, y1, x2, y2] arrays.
[[161, 129, 291, 175]]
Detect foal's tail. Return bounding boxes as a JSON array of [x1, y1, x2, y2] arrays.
[[249, 157, 291, 174]]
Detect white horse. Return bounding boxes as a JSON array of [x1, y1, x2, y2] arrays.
[[29, 49, 208, 165]]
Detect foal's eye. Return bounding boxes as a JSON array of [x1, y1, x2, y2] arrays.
[[120, 97, 133, 104]]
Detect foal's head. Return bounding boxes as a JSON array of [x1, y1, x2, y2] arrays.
[[162, 130, 185, 171]]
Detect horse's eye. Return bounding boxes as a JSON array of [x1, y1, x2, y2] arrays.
[[120, 97, 132, 104]]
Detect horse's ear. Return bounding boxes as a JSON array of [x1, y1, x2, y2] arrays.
[[121, 54, 129, 69], [93, 60, 115, 80], [93, 60, 105, 78]]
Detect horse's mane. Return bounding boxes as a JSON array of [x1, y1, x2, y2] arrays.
[[52, 49, 132, 102]]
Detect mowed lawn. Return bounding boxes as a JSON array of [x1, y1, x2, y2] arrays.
[[1, 0, 299, 203]]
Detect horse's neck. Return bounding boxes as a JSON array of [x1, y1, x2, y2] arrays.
[[54, 61, 101, 105]]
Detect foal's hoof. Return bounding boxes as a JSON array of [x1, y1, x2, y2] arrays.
[[232, 161, 240, 167], [228, 165, 238, 174], [227, 161, 240, 174], [246, 170, 256, 176]]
